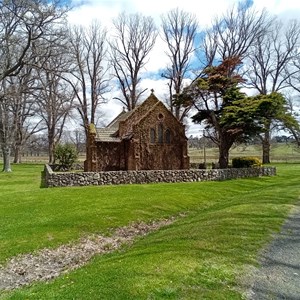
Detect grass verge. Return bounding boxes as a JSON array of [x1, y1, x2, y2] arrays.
[[0, 163, 299, 299]]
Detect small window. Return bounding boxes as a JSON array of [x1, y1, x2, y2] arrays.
[[158, 124, 163, 144], [158, 113, 164, 120], [165, 129, 171, 144], [150, 128, 156, 143]]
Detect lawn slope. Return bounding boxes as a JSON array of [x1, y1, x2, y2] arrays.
[[0, 164, 299, 299]]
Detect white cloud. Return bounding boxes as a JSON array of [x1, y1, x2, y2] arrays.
[[67, 0, 300, 79], [253, 0, 300, 15], [68, 0, 240, 28], [67, 0, 300, 136]]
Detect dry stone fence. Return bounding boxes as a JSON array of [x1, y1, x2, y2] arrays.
[[43, 164, 276, 188]]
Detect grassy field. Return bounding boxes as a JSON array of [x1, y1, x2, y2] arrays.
[[0, 163, 299, 299], [189, 143, 300, 164]]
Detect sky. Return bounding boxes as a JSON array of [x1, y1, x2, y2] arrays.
[[66, 0, 300, 136]]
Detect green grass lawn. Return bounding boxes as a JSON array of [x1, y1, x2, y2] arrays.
[[0, 163, 299, 299]]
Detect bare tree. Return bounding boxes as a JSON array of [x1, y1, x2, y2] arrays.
[[199, 3, 269, 71], [161, 8, 198, 122], [9, 67, 45, 163], [0, 0, 67, 80], [66, 21, 109, 138], [0, 80, 15, 171], [35, 49, 74, 164], [0, 0, 68, 171], [25, 133, 48, 157], [284, 94, 300, 146], [245, 18, 300, 163], [11, 27, 70, 164], [246, 19, 300, 93], [110, 12, 158, 111], [198, 3, 269, 145], [62, 128, 86, 154], [181, 3, 270, 168]]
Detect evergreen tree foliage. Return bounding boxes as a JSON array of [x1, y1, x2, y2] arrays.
[[179, 57, 299, 168], [54, 144, 78, 170]]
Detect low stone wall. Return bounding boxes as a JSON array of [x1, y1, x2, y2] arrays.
[[43, 164, 276, 188]]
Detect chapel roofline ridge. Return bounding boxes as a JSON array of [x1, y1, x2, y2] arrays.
[[106, 92, 159, 129], [105, 110, 132, 129]]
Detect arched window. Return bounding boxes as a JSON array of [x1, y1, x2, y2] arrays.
[[165, 129, 171, 144], [158, 124, 163, 144], [150, 128, 156, 143]]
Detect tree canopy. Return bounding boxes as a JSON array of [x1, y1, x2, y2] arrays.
[[180, 57, 298, 168]]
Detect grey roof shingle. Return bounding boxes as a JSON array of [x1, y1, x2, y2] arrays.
[[106, 110, 133, 130], [95, 94, 159, 142], [95, 108, 135, 142], [95, 129, 120, 142]]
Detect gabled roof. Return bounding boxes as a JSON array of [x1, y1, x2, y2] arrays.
[[95, 108, 132, 142], [106, 109, 133, 130], [93, 92, 182, 142], [105, 93, 159, 130]]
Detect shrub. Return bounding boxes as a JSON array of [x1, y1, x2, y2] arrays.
[[54, 144, 78, 170], [232, 156, 262, 168]]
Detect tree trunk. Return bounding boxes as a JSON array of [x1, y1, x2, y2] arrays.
[[48, 129, 56, 164], [218, 136, 231, 169], [262, 130, 271, 164], [175, 106, 180, 121], [218, 146, 229, 169], [2, 145, 12, 172], [48, 140, 55, 164], [13, 143, 22, 163]]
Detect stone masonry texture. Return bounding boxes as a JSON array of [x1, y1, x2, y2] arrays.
[[43, 164, 276, 188]]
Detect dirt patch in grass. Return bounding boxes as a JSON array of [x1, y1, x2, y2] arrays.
[[0, 215, 181, 290]]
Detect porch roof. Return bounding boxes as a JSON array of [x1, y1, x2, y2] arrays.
[[95, 129, 120, 142]]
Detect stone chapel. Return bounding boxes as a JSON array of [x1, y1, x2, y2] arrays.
[[84, 92, 189, 171]]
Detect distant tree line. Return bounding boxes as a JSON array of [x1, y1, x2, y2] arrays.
[[0, 0, 300, 171], [188, 135, 298, 149]]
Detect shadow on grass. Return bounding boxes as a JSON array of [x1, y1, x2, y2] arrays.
[[40, 170, 47, 188]]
